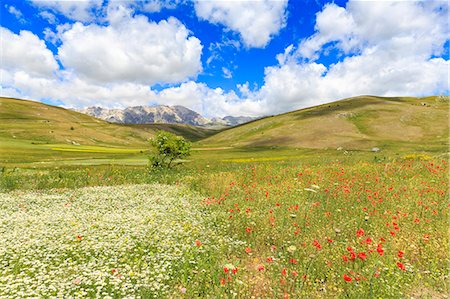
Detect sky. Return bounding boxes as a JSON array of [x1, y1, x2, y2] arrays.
[[0, 0, 448, 117]]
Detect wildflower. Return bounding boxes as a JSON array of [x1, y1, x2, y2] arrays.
[[220, 278, 226, 285], [287, 245, 297, 253], [292, 271, 299, 277], [223, 267, 229, 273], [356, 228, 365, 237], [195, 239, 202, 247], [398, 250, 404, 258], [342, 255, 349, 262], [267, 257, 274, 263], [76, 235, 83, 241], [245, 247, 251, 254], [343, 274, 352, 282], [358, 252, 367, 260], [245, 227, 252, 233], [377, 244, 384, 256], [396, 262, 406, 271], [281, 268, 287, 276], [313, 239, 322, 250], [180, 287, 186, 294], [364, 237, 372, 244], [258, 265, 265, 271]]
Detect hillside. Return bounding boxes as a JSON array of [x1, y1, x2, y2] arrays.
[[123, 123, 221, 142], [0, 97, 152, 147], [198, 96, 449, 152], [0, 97, 222, 165]]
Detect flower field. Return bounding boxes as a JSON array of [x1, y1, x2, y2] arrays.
[[0, 184, 242, 298], [0, 158, 448, 298], [199, 159, 449, 298]]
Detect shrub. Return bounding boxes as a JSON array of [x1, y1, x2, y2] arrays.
[[148, 131, 191, 169]]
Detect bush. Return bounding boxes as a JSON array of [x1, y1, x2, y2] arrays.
[[148, 131, 191, 169]]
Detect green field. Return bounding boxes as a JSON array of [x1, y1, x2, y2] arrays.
[[0, 96, 448, 298]]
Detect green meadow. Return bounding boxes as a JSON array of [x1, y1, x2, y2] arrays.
[[0, 96, 448, 298]]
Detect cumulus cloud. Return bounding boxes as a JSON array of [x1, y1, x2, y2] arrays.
[[2, 1, 448, 118], [255, 0, 449, 114], [58, 14, 203, 85], [194, 0, 288, 48], [0, 27, 59, 78], [29, 0, 103, 22], [155, 81, 265, 117]]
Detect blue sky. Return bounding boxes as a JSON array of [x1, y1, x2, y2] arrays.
[[1, 0, 448, 117]]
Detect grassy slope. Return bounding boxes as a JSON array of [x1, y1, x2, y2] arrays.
[[198, 96, 449, 152], [122, 123, 221, 142], [0, 97, 220, 165]]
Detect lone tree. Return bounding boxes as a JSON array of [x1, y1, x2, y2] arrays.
[[148, 131, 191, 169]]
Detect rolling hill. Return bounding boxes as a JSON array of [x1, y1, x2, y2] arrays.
[[0, 97, 152, 147], [198, 96, 449, 152], [0, 97, 220, 165]]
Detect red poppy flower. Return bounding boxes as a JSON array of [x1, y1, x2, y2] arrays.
[[358, 252, 367, 260], [313, 239, 322, 250], [397, 262, 406, 271], [343, 274, 352, 282], [398, 251, 404, 258], [356, 228, 365, 237], [245, 247, 251, 253]]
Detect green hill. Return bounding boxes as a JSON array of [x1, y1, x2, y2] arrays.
[[123, 123, 220, 142], [0, 97, 219, 165], [198, 96, 449, 152]]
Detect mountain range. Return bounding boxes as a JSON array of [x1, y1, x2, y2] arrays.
[[75, 105, 254, 127]]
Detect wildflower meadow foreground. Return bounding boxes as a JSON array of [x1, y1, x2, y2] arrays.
[[0, 158, 448, 298]]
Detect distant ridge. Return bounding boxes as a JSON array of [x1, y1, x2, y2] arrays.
[[76, 105, 255, 127]]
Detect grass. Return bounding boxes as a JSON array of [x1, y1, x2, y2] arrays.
[[0, 151, 448, 298], [0, 95, 448, 298], [198, 96, 449, 151]]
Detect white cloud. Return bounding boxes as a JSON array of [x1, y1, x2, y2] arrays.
[[29, 0, 103, 22], [298, 1, 448, 60], [2, 1, 448, 118], [57, 14, 203, 85], [155, 81, 264, 117], [222, 67, 232, 79], [194, 0, 288, 48], [39, 11, 58, 24], [255, 0, 449, 114], [6, 5, 25, 22], [0, 27, 58, 78]]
